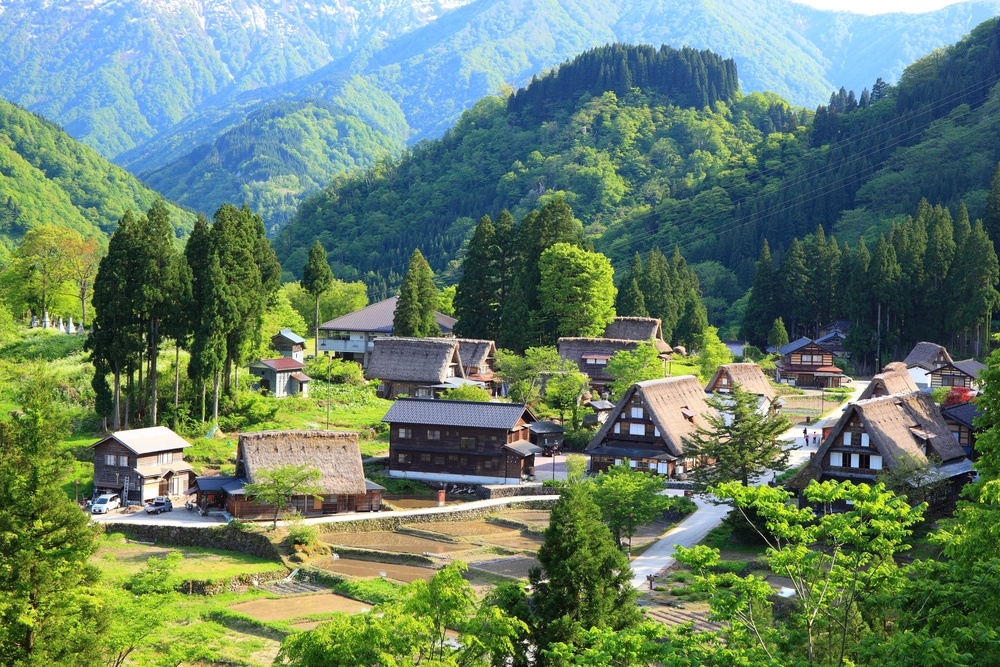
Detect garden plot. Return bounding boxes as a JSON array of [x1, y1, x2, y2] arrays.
[[320, 530, 468, 555], [230, 593, 370, 621], [643, 600, 721, 633], [470, 555, 541, 580], [497, 510, 550, 531], [418, 520, 544, 551], [312, 557, 436, 583]]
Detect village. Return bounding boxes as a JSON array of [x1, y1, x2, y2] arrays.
[[64, 289, 984, 659]]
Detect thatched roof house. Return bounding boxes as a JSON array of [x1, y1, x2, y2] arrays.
[[365, 337, 468, 399], [791, 392, 972, 510], [858, 368, 919, 400], [602, 317, 672, 352], [705, 363, 776, 401], [904, 342, 953, 370], [194, 430, 383, 519], [586, 375, 714, 476], [558, 337, 668, 390], [455, 338, 498, 387]]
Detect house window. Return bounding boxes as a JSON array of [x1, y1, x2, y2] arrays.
[[399, 428, 412, 439], [843, 432, 852, 446], [614, 423, 620, 434], [459, 457, 467, 467], [830, 452, 843, 467], [720, 376, 729, 385], [654, 427, 660, 437], [858, 454, 871, 469], [483, 460, 494, 470], [629, 423, 646, 436], [118, 455, 129, 467], [420, 453, 431, 462], [460, 437, 476, 450], [157, 452, 173, 465], [434, 456, 445, 465], [631, 407, 644, 419], [488, 435, 498, 442], [860, 433, 870, 448], [871, 455, 883, 470], [398, 453, 411, 464], [105, 454, 116, 466], [416, 387, 433, 398], [427, 430, 441, 440], [448, 454, 458, 462]]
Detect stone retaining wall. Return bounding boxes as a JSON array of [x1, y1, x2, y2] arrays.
[[105, 522, 282, 561], [317, 499, 557, 533], [477, 484, 562, 500], [320, 546, 437, 567]]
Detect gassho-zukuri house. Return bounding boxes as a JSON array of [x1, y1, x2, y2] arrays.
[[382, 398, 541, 484], [585, 375, 713, 477], [188, 431, 384, 518]]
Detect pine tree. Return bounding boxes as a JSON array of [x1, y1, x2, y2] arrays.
[[454, 215, 499, 339], [529, 483, 641, 661], [615, 253, 647, 317], [983, 162, 1000, 242], [779, 239, 810, 338], [394, 249, 440, 337], [302, 240, 334, 357], [740, 240, 776, 348]]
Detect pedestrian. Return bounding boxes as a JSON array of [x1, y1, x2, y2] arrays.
[[803, 427, 808, 440], [813, 432, 818, 445]]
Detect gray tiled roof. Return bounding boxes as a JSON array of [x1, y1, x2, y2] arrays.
[[952, 359, 986, 378], [382, 398, 532, 430], [942, 401, 982, 429], [778, 337, 813, 356], [319, 296, 456, 334]]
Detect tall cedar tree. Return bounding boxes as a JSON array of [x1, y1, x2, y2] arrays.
[[302, 240, 334, 357], [529, 483, 642, 661], [683, 384, 792, 487], [671, 247, 709, 347], [768, 317, 789, 349], [0, 371, 103, 666], [454, 215, 500, 339], [615, 253, 648, 317], [741, 240, 776, 347], [394, 248, 440, 337], [184, 214, 214, 421], [984, 162, 1000, 242], [138, 199, 177, 426]]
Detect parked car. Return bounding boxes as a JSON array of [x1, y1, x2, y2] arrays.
[[91, 493, 121, 514], [145, 498, 173, 514]]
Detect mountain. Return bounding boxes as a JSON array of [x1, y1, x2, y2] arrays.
[[4, 0, 998, 230], [0, 98, 195, 248], [272, 19, 1000, 304]]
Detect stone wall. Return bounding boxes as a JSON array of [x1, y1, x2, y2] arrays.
[[105, 522, 282, 561], [317, 499, 557, 533], [477, 483, 563, 500]]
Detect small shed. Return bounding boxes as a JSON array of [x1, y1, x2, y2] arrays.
[[249, 358, 311, 398], [529, 421, 565, 452], [272, 329, 306, 361]]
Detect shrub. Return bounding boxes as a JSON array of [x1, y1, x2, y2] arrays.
[[305, 357, 366, 386], [286, 519, 320, 548]]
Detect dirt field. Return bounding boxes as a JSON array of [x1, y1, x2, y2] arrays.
[[312, 557, 436, 583], [230, 593, 370, 621], [500, 510, 551, 530], [418, 521, 544, 551], [643, 600, 722, 633], [320, 530, 466, 554], [470, 555, 540, 580], [417, 521, 514, 537]]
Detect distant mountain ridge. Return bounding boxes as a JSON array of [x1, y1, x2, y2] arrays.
[[2, 0, 998, 229]]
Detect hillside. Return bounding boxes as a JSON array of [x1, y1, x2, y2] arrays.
[[0, 99, 195, 248], [2, 0, 999, 230], [274, 19, 1000, 300]]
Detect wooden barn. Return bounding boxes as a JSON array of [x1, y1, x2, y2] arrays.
[[383, 399, 540, 484], [585, 376, 713, 477], [192, 431, 383, 519]]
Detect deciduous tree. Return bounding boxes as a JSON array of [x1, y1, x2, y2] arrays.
[[243, 464, 324, 529], [606, 341, 664, 400], [537, 243, 616, 340]]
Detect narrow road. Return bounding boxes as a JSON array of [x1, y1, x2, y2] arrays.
[[630, 380, 870, 588]]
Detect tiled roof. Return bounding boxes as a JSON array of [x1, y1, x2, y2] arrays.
[[952, 359, 986, 378], [319, 296, 456, 334], [941, 401, 982, 429], [91, 426, 191, 455], [382, 398, 532, 430], [778, 337, 813, 356], [530, 421, 565, 434]]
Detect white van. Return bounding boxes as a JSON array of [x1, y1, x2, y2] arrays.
[[91, 493, 121, 514]]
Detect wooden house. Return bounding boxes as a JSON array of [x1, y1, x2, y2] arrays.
[[192, 431, 383, 519], [794, 392, 973, 510], [775, 338, 847, 388], [705, 362, 777, 412], [272, 329, 306, 361], [903, 342, 953, 388], [558, 338, 667, 393], [365, 337, 472, 399], [941, 401, 982, 459], [456, 339, 499, 394], [248, 357, 311, 398], [857, 366, 918, 400], [318, 296, 456, 367], [928, 359, 986, 390], [382, 398, 540, 484], [90, 426, 193, 504], [585, 376, 713, 477]]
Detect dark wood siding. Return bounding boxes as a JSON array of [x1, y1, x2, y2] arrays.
[[388, 422, 531, 477]]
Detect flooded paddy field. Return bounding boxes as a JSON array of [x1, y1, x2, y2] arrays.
[[312, 557, 436, 583], [230, 593, 370, 621]]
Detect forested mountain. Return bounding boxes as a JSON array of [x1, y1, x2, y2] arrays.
[[2, 0, 998, 229], [0, 99, 194, 249], [274, 19, 1000, 311]]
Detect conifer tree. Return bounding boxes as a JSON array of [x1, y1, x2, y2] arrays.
[[779, 239, 810, 338], [302, 240, 334, 357], [671, 247, 708, 347], [740, 240, 776, 348], [983, 162, 1000, 242], [529, 483, 641, 661], [615, 253, 648, 317], [454, 215, 499, 339], [394, 249, 440, 337], [768, 317, 789, 349]]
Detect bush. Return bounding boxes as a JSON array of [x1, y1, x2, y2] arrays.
[[305, 357, 366, 386], [440, 384, 493, 402], [286, 519, 320, 548], [563, 427, 593, 450]]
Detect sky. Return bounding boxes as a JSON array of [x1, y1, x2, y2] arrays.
[[793, 0, 968, 13]]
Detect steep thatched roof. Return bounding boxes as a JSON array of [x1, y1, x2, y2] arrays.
[[705, 363, 775, 400], [587, 375, 714, 458], [455, 339, 496, 372], [858, 369, 919, 400], [558, 337, 643, 382], [904, 342, 953, 370], [364, 337, 464, 383], [816, 392, 967, 471], [236, 430, 366, 495], [882, 361, 908, 373]]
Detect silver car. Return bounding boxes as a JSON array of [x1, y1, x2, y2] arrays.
[[91, 493, 121, 514]]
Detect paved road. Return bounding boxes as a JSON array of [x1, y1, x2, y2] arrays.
[[533, 453, 568, 482], [630, 380, 871, 588]]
